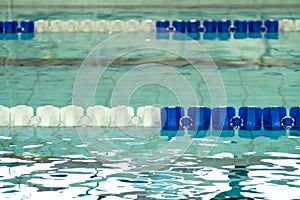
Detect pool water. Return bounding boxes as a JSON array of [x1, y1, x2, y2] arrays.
[[1, 1, 300, 199], [1, 128, 300, 199]]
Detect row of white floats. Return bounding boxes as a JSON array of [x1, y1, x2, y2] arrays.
[[34, 19, 300, 33], [279, 19, 300, 31], [35, 19, 155, 32], [0, 105, 160, 127]]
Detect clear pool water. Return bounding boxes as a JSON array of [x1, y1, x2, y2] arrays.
[[1, 2, 300, 199]]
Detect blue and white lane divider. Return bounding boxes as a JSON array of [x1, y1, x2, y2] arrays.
[[0, 20, 35, 40], [0, 19, 299, 40], [1, 105, 300, 132]]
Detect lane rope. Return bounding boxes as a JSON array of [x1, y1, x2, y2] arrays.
[[0, 105, 299, 131]]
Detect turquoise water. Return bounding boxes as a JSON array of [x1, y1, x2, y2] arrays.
[[1, 3, 300, 200], [0, 128, 300, 199]]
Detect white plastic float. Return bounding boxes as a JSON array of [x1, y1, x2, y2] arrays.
[[10, 105, 34, 126], [137, 106, 161, 127], [110, 105, 134, 127], [0, 106, 10, 126], [36, 105, 60, 127], [60, 105, 84, 127], [86, 105, 111, 126]]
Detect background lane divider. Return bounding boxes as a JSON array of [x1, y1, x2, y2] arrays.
[[0, 19, 299, 33], [1, 19, 299, 40]]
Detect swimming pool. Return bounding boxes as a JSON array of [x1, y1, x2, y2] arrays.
[[1, 1, 300, 199]]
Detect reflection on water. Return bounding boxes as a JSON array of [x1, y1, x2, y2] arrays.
[[0, 128, 300, 199], [213, 165, 253, 200]]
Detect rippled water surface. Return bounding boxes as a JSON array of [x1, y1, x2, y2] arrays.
[[0, 128, 300, 199]]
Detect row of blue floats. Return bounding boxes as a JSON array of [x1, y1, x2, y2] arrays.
[[0, 20, 34, 33], [160, 106, 300, 139], [156, 19, 279, 33], [0, 20, 34, 40], [156, 19, 279, 40]]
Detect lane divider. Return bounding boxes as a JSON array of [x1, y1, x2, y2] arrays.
[[0, 105, 299, 132], [0, 19, 299, 35], [34, 19, 300, 33]]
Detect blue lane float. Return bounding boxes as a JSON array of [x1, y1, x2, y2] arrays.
[[0, 21, 3, 33], [239, 107, 262, 131], [263, 107, 286, 130], [187, 107, 211, 131], [4, 20, 18, 33], [187, 19, 200, 33], [248, 20, 263, 33], [172, 20, 186, 33], [156, 20, 170, 32], [161, 106, 184, 131], [20, 20, 34, 33], [264, 19, 279, 33], [212, 107, 235, 130], [155, 20, 170, 39], [290, 107, 299, 130], [217, 19, 231, 33], [233, 20, 248, 33], [202, 20, 217, 33]]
